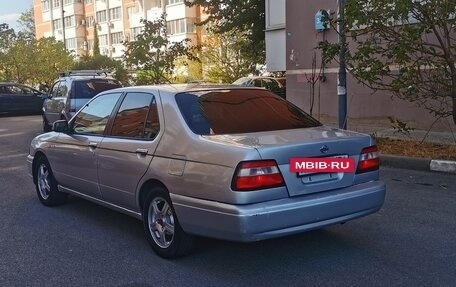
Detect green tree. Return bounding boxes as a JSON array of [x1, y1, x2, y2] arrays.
[[1, 36, 73, 86], [29, 37, 74, 86], [123, 15, 197, 84], [0, 23, 17, 81], [202, 30, 254, 83], [319, 0, 456, 124], [73, 54, 129, 85], [1, 24, 74, 85], [5, 38, 36, 83], [93, 23, 100, 56], [17, 8, 35, 41], [185, 0, 265, 69]]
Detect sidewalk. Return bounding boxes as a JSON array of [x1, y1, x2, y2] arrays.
[[321, 116, 456, 174]]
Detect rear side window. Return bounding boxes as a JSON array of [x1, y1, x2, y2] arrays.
[[175, 89, 321, 135], [110, 92, 160, 139], [73, 79, 121, 99]]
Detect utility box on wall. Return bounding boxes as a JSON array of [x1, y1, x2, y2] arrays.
[[315, 10, 329, 31]]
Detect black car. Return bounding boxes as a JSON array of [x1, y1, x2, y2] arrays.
[[0, 83, 46, 115], [233, 76, 286, 99]]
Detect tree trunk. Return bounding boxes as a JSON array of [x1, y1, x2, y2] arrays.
[[453, 95, 456, 125]]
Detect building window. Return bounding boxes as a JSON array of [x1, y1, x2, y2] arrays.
[[151, 0, 161, 8], [64, 0, 74, 5], [53, 19, 62, 30], [64, 15, 75, 27], [126, 6, 139, 19], [87, 39, 94, 50], [130, 27, 143, 41], [111, 32, 124, 44], [86, 16, 94, 27], [99, 34, 108, 46], [65, 38, 77, 50], [96, 10, 107, 23], [109, 7, 121, 20], [167, 19, 186, 35], [187, 18, 196, 33], [166, 0, 183, 5], [42, 0, 50, 11], [53, 0, 60, 8]]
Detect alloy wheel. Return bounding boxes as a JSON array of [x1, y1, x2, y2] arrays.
[[148, 197, 175, 248], [37, 163, 51, 200]]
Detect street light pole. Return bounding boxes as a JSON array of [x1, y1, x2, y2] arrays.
[[61, 0, 66, 50], [337, 0, 347, 129]]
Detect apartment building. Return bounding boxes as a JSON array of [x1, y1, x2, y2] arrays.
[[33, 0, 201, 59]]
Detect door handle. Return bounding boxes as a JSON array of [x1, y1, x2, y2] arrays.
[[136, 148, 149, 155]]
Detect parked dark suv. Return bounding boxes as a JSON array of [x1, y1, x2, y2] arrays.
[[42, 70, 122, 132]]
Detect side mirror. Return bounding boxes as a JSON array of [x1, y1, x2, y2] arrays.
[[52, 120, 69, 133]]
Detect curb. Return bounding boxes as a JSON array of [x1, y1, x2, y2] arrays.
[[381, 155, 456, 174]]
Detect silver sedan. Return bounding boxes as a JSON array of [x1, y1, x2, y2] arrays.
[[27, 85, 385, 258]]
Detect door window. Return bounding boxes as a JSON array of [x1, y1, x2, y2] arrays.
[[110, 92, 160, 139], [6, 85, 24, 94], [49, 80, 68, 98], [72, 93, 122, 135]]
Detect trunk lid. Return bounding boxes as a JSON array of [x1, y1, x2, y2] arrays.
[[204, 126, 374, 196]]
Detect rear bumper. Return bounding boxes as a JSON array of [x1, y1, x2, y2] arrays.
[[171, 180, 386, 242]]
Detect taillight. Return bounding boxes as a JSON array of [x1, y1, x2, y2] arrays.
[[232, 160, 285, 191], [356, 145, 380, 174]]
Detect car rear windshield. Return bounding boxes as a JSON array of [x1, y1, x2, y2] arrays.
[[73, 79, 121, 99], [175, 89, 321, 135]]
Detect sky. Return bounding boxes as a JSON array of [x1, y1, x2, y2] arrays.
[[0, 0, 33, 30]]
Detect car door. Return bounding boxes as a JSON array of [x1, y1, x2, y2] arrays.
[[96, 91, 162, 211], [17, 85, 44, 113], [3, 85, 27, 113], [0, 85, 12, 114], [43, 80, 67, 123], [49, 92, 123, 199]]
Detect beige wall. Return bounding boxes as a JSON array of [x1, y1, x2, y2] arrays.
[[285, 0, 455, 132]]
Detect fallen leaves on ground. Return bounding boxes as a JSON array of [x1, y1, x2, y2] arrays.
[[376, 138, 456, 161]]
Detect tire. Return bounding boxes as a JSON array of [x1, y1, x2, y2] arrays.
[[35, 156, 67, 206], [42, 116, 51, 133], [143, 187, 196, 259]]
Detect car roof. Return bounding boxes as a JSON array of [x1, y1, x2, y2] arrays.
[[58, 70, 117, 81], [237, 76, 280, 80], [101, 84, 262, 95], [0, 82, 37, 89]]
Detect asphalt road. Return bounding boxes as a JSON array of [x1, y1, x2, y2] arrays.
[[1, 115, 455, 287]]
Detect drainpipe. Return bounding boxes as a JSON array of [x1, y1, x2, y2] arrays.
[[107, 0, 112, 57]]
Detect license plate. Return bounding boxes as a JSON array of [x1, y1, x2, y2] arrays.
[[297, 154, 349, 176]]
